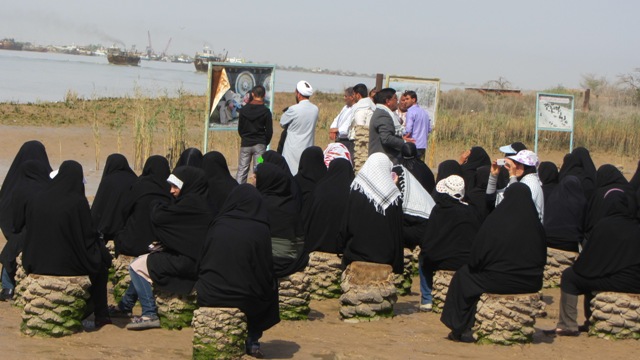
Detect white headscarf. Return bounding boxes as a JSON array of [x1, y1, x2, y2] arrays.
[[397, 166, 436, 219], [351, 153, 401, 214]]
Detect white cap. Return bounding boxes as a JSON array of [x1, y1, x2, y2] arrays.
[[296, 80, 313, 97], [167, 174, 183, 189]]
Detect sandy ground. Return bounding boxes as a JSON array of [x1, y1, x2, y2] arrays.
[[1, 124, 639, 359]]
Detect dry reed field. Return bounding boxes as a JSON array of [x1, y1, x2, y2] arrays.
[[0, 87, 638, 175]]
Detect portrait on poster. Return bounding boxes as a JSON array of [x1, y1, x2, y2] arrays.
[[207, 63, 275, 130], [536, 93, 574, 131], [386, 76, 440, 126]]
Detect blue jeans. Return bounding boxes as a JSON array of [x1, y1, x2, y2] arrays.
[[418, 257, 433, 305], [127, 267, 157, 318], [1, 267, 14, 291]]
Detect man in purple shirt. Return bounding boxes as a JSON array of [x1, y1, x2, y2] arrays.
[[402, 90, 431, 161]]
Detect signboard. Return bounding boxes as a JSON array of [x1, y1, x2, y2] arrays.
[[386, 75, 440, 127], [203, 62, 275, 151], [535, 92, 575, 153]]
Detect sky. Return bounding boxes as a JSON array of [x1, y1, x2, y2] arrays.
[[1, 0, 638, 90]]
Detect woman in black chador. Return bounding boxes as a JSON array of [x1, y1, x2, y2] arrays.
[[400, 142, 435, 193], [114, 155, 172, 257], [255, 162, 307, 278], [91, 154, 137, 241], [543, 175, 586, 252], [545, 189, 640, 336], [538, 161, 559, 206], [174, 147, 203, 169], [304, 158, 354, 254], [584, 164, 637, 240], [202, 151, 238, 217], [558, 147, 597, 200], [117, 166, 213, 330], [196, 184, 280, 358], [421, 175, 480, 311], [459, 146, 491, 194], [293, 146, 327, 226], [0, 140, 52, 300], [17, 161, 112, 327], [441, 183, 546, 342], [338, 153, 404, 274]]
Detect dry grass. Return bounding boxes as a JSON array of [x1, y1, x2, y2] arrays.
[[0, 88, 638, 170]]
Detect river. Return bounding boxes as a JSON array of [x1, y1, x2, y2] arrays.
[[0, 50, 375, 103]]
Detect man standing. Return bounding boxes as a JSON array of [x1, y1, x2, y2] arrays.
[[236, 85, 273, 183], [329, 87, 356, 156], [402, 90, 431, 161], [280, 80, 319, 175], [369, 88, 413, 163], [349, 83, 376, 171]]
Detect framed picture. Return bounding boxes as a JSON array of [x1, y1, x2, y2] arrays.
[[386, 75, 440, 126], [203, 62, 275, 151], [535, 92, 575, 153]]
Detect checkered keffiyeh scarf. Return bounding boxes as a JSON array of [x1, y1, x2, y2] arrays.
[[397, 166, 436, 219], [351, 153, 401, 214]]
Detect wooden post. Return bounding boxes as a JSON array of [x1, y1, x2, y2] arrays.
[[375, 73, 384, 91], [582, 89, 591, 112]]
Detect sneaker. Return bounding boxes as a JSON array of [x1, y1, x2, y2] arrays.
[[419, 303, 433, 312], [0, 288, 14, 301], [126, 316, 161, 331], [108, 304, 132, 318]]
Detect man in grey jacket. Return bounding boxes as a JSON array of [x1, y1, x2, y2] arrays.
[[368, 88, 414, 163]]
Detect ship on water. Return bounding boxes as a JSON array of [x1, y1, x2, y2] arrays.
[[107, 46, 141, 66], [194, 47, 227, 72]]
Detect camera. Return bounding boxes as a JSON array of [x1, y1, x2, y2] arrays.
[[496, 159, 507, 166]]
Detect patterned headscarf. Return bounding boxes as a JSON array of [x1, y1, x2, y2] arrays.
[[351, 153, 401, 214]]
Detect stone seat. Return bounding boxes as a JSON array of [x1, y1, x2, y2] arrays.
[[192, 307, 247, 360], [20, 274, 91, 337], [589, 291, 640, 340], [305, 251, 343, 300], [109, 254, 135, 303], [432, 270, 456, 314], [394, 248, 416, 296], [339, 261, 397, 323], [473, 293, 544, 345], [543, 248, 578, 288], [12, 253, 29, 308], [154, 288, 198, 330], [278, 271, 311, 320]]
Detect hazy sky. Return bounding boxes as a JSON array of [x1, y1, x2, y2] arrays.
[[1, 0, 638, 90]]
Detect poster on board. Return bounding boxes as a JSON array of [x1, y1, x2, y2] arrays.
[[206, 63, 276, 130], [386, 75, 440, 127], [536, 93, 574, 131]]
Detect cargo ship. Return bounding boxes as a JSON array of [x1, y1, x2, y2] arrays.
[[194, 47, 227, 72], [107, 47, 141, 66]]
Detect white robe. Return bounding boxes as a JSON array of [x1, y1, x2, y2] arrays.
[[279, 99, 319, 175]]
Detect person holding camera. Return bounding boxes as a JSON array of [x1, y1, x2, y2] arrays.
[[486, 149, 544, 222]]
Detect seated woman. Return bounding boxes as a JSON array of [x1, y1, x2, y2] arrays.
[[338, 153, 404, 274], [459, 146, 491, 194], [196, 184, 280, 358], [175, 147, 203, 169], [441, 183, 546, 342], [465, 165, 491, 222], [202, 151, 238, 217], [91, 154, 138, 241], [421, 175, 480, 312], [543, 175, 586, 253], [538, 161, 559, 206], [304, 158, 354, 254], [294, 146, 327, 226], [114, 155, 172, 257], [584, 164, 637, 240], [545, 190, 640, 336], [558, 147, 597, 200], [17, 161, 112, 328], [0, 140, 52, 301], [400, 142, 435, 193], [255, 162, 307, 278], [118, 166, 213, 330]]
